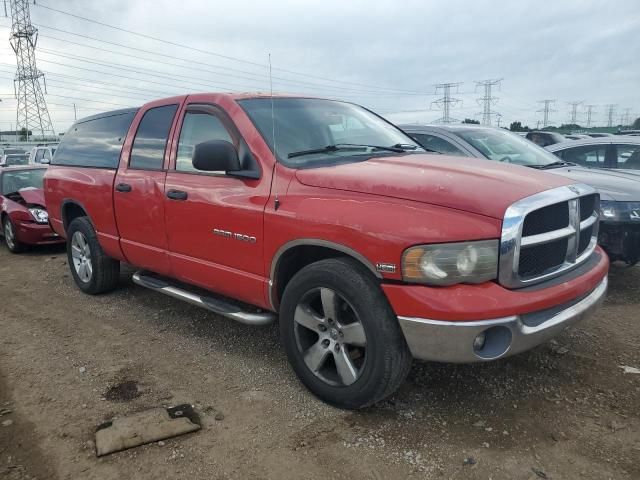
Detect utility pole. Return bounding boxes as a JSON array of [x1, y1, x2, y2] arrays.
[[73, 103, 77, 121], [537, 99, 556, 128], [605, 104, 617, 127], [431, 82, 462, 124], [585, 104, 596, 128], [567, 101, 583, 124], [9, 0, 55, 141], [475, 78, 502, 126]]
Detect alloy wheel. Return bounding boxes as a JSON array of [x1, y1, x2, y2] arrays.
[[71, 231, 93, 283], [4, 220, 15, 250], [293, 287, 367, 387]]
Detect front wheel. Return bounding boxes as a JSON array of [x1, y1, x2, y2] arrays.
[[280, 257, 412, 409], [67, 217, 120, 294], [3, 217, 26, 253]]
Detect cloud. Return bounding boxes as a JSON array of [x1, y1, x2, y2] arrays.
[[0, 0, 637, 133]]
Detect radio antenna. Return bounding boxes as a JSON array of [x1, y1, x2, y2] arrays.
[[269, 53, 277, 158], [269, 53, 280, 210]]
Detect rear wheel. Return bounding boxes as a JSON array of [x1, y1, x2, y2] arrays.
[[280, 257, 412, 409], [3, 217, 26, 253], [67, 217, 120, 294]]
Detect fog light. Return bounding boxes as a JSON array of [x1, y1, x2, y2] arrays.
[[473, 332, 486, 351]]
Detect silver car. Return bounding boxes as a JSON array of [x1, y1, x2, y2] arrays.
[[545, 137, 640, 175]]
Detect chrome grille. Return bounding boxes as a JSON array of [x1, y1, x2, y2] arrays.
[[499, 185, 599, 288]]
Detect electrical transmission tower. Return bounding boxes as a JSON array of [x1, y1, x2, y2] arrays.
[[537, 99, 556, 128], [9, 0, 54, 140], [604, 104, 617, 127], [585, 104, 596, 128], [475, 78, 502, 126], [431, 83, 462, 124], [621, 108, 632, 127], [567, 101, 583, 124]]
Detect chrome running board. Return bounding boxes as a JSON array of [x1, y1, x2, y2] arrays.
[[132, 271, 275, 326]]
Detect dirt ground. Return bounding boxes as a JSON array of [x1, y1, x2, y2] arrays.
[[0, 244, 638, 480]]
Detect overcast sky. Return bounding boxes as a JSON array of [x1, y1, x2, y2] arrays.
[[0, 0, 638, 134]]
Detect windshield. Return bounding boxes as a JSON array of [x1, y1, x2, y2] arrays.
[[453, 128, 560, 166], [5, 154, 29, 166], [1, 169, 45, 195], [239, 98, 423, 168]]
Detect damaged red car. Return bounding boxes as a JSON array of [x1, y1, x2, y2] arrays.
[[0, 165, 63, 253]]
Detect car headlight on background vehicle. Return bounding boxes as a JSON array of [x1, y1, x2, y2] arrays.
[[28, 207, 49, 224], [600, 201, 640, 222], [402, 240, 499, 286]]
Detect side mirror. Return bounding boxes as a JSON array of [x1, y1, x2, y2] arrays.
[[192, 140, 241, 172], [41, 158, 50, 164]]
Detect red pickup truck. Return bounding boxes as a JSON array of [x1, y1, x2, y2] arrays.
[[45, 93, 609, 409]]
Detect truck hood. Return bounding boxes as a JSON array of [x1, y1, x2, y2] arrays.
[[18, 187, 46, 207], [295, 154, 572, 219], [543, 166, 640, 201]]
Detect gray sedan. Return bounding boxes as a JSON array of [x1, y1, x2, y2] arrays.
[[399, 124, 640, 264]]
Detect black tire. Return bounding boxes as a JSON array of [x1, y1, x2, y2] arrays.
[[280, 257, 412, 409], [2, 216, 26, 253], [66, 216, 120, 294]]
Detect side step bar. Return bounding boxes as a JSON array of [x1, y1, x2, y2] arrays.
[[132, 271, 276, 326]]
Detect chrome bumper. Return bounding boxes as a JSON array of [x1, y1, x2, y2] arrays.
[[398, 277, 608, 363]]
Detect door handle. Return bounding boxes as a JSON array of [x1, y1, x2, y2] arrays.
[[166, 189, 188, 201], [116, 183, 132, 192]]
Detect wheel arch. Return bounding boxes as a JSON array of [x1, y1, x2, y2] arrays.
[[61, 199, 90, 233], [269, 239, 382, 311]]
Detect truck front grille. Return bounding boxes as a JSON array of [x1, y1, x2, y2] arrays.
[[499, 185, 599, 288]]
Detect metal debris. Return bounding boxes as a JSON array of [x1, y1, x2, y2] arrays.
[[95, 404, 201, 456]]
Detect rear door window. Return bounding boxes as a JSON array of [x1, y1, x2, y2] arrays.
[[411, 133, 465, 155], [129, 105, 178, 170], [557, 145, 606, 167], [614, 144, 640, 170], [53, 110, 136, 168]]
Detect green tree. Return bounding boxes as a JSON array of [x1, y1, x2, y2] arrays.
[[19, 127, 28, 141], [633, 117, 640, 129], [510, 121, 529, 132], [462, 118, 480, 124]]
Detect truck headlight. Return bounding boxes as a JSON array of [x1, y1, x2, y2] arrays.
[[28, 207, 49, 224], [402, 240, 499, 286], [600, 201, 640, 222]]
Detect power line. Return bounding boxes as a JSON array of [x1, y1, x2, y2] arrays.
[[32, 1, 429, 95], [537, 99, 556, 127], [431, 83, 462, 124], [9, 0, 54, 138], [475, 78, 502, 126], [567, 100, 583, 124]]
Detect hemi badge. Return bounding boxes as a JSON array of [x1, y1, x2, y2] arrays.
[[376, 263, 396, 274]]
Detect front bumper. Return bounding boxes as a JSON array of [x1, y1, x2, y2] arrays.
[[398, 276, 607, 363], [15, 220, 65, 245], [599, 222, 640, 264]]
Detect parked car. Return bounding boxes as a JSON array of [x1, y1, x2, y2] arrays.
[[401, 124, 640, 264], [0, 153, 30, 167], [545, 137, 640, 173], [28, 145, 57, 165], [0, 165, 64, 252], [565, 134, 590, 140], [585, 132, 614, 138], [0, 147, 26, 156], [45, 94, 608, 409], [525, 131, 566, 147]]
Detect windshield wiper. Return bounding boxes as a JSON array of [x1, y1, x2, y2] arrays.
[[528, 161, 576, 170], [287, 143, 405, 159]]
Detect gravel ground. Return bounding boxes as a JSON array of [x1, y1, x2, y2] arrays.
[[0, 244, 638, 479]]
